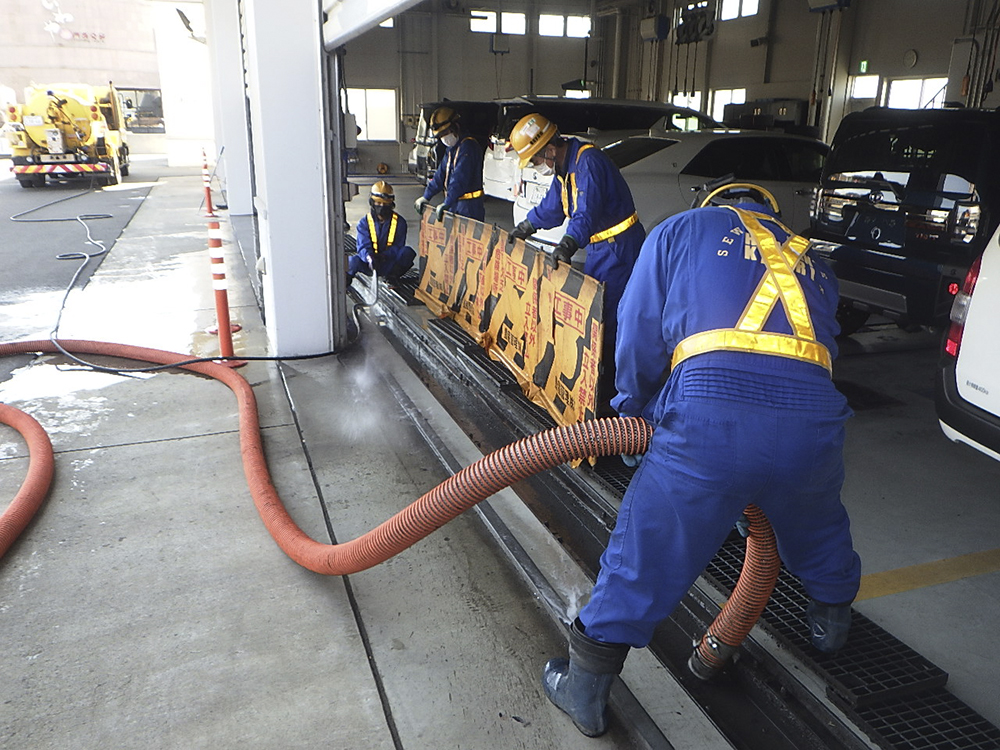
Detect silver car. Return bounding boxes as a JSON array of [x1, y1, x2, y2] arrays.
[[936, 222, 1000, 462], [513, 129, 829, 244]]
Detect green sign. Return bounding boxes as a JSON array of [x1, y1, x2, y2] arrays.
[[859, 60, 868, 73]]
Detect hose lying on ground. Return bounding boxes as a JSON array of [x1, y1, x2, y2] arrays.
[[0, 338, 777, 674], [0, 403, 54, 559]]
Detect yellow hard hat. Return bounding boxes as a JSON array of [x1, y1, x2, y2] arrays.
[[370, 180, 395, 206], [510, 113, 557, 169], [429, 106, 459, 136]]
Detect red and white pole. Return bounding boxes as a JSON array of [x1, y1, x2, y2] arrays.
[[202, 148, 217, 218], [207, 220, 244, 367]]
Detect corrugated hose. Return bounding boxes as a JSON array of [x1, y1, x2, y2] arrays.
[[0, 338, 777, 676]]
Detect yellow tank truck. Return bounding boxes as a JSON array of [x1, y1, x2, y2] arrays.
[[5, 82, 130, 188]]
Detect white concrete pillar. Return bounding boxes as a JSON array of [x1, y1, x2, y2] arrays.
[[243, 0, 334, 356], [150, 1, 216, 167], [205, 0, 254, 216]]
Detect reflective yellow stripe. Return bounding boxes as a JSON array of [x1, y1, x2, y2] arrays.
[[366, 212, 397, 255], [671, 207, 832, 374], [590, 212, 638, 243], [735, 210, 814, 338], [560, 143, 595, 216], [457, 189, 483, 200], [670, 329, 832, 373]]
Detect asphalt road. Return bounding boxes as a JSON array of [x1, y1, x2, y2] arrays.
[[0, 156, 188, 380]]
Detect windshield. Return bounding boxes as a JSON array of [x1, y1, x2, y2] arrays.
[[825, 116, 999, 198], [602, 137, 678, 168]]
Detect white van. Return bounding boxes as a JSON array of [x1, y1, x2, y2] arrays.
[[936, 223, 1000, 462]]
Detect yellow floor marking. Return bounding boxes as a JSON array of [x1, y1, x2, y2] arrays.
[[856, 547, 1000, 601]]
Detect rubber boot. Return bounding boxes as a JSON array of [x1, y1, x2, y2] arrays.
[[542, 618, 630, 737], [807, 599, 853, 653]]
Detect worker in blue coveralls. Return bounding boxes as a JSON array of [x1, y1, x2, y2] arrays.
[[506, 112, 646, 412], [541, 184, 862, 738], [414, 106, 485, 222], [349, 181, 415, 284]]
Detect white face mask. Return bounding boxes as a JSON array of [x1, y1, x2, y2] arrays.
[[441, 133, 459, 148], [533, 161, 553, 177]]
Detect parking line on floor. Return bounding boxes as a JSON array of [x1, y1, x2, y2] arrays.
[[856, 547, 1000, 601]]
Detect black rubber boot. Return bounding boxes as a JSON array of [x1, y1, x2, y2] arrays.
[[807, 599, 853, 653], [542, 618, 630, 737]]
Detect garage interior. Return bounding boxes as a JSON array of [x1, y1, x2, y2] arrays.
[[2, 0, 1000, 748]]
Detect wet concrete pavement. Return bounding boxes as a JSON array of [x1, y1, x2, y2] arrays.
[[0, 165, 680, 748]]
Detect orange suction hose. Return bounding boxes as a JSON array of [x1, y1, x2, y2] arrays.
[[0, 403, 55, 558], [1, 338, 778, 671], [688, 504, 781, 679]]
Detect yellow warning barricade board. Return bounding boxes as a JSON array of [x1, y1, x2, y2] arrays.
[[416, 212, 604, 427], [532, 261, 604, 424]]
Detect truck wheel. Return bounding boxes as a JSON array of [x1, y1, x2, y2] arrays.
[[119, 147, 130, 177], [17, 174, 45, 188], [103, 156, 122, 186], [836, 303, 870, 337]]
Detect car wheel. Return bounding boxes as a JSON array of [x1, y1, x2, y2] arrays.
[[836, 303, 870, 337]]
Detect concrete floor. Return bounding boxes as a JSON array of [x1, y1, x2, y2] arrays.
[[3, 164, 999, 749], [0, 169, 658, 748]]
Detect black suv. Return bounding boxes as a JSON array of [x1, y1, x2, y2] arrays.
[[809, 107, 1000, 334]]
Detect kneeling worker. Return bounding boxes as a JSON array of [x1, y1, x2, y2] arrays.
[[349, 181, 416, 283], [541, 185, 862, 737]]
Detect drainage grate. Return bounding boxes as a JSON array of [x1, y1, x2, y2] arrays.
[[834, 688, 1000, 750], [385, 274, 421, 306], [459, 344, 519, 389], [590, 457, 636, 496], [706, 539, 948, 707], [428, 317, 476, 349]]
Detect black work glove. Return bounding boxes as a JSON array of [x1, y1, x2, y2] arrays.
[[507, 219, 535, 248], [552, 234, 580, 267]]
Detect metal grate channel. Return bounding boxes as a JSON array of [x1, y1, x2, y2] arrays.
[[384, 273, 422, 306], [834, 688, 1000, 750], [590, 457, 636, 496], [459, 344, 521, 390], [705, 539, 948, 707], [427, 317, 476, 349]]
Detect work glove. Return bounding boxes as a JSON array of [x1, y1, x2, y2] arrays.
[[434, 203, 448, 222], [735, 513, 751, 538], [506, 219, 535, 248], [414, 196, 430, 215], [621, 453, 643, 468], [552, 234, 580, 267]]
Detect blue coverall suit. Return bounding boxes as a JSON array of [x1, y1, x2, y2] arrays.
[[526, 138, 645, 339], [349, 210, 416, 280], [423, 136, 486, 221], [579, 202, 862, 648]]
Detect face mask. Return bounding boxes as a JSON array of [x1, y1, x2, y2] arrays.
[[441, 133, 459, 148], [533, 161, 553, 177]]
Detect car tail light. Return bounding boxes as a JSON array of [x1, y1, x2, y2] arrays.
[[944, 253, 983, 358]]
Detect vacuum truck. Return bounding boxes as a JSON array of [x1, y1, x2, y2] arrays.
[[5, 82, 130, 188]]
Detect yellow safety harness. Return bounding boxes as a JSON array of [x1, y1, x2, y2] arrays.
[[445, 137, 484, 201], [670, 207, 833, 375], [366, 212, 398, 256], [559, 143, 639, 245]]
